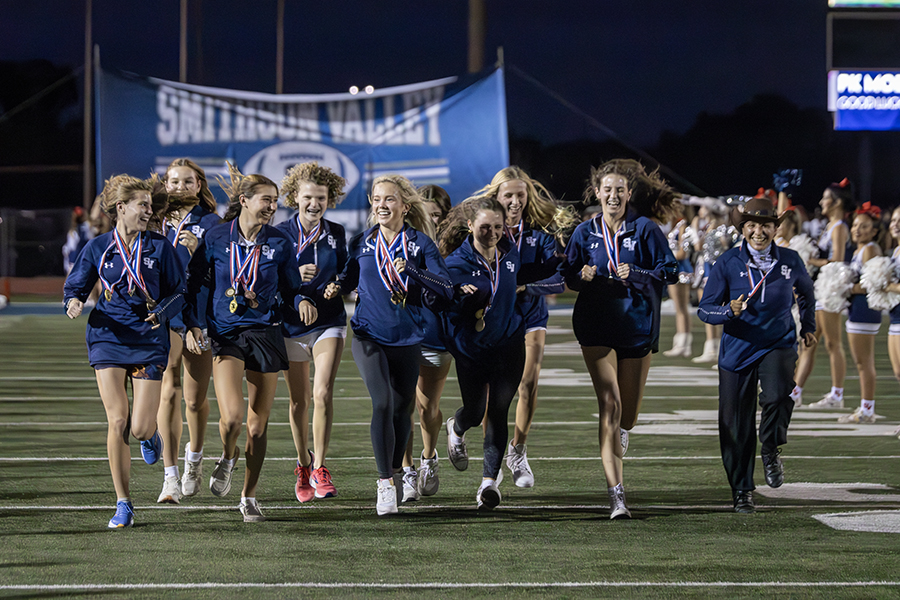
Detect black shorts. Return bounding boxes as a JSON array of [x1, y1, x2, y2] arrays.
[[210, 325, 289, 373], [94, 363, 166, 381]]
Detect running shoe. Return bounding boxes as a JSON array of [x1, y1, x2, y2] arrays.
[[239, 498, 266, 523], [311, 465, 337, 499], [295, 462, 315, 503], [608, 483, 631, 520], [140, 430, 163, 465], [400, 468, 419, 503], [446, 417, 468, 471], [476, 479, 501, 510], [806, 393, 844, 409], [837, 408, 876, 424], [505, 443, 534, 488], [107, 500, 134, 528], [157, 475, 182, 504], [181, 443, 203, 497], [376, 479, 398, 516], [620, 428, 630, 456], [209, 451, 238, 497], [417, 451, 439, 497]]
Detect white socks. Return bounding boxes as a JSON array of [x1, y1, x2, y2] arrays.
[[186, 448, 203, 463], [164, 465, 179, 479], [831, 387, 844, 401], [861, 399, 874, 416]]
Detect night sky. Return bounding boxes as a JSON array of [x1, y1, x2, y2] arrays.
[[4, 0, 829, 148]]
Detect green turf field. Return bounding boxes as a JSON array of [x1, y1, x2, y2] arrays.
[[1, 308, 899, 599]]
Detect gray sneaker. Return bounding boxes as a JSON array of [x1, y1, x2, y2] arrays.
[[239, 498, 265, 523], [157, 475, 182, 504], [209, 451, 238, 498], [505, 443, 534, 488], [182, 443, 203, 497], [620, 428, 629, 456], [400, 468, 419, 503], [446, 417, 468, 471], [417, 451, 439, 497], [608, 483, 631, 520]]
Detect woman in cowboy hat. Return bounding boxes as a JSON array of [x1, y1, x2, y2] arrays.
[[698, 197, 817, 513]]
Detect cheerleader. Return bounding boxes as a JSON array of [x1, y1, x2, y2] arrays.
[[468, 166, 573, 488], [838, 204, 883, 424], [662, 201, 695, 358], [691, 203, 737, 363], [887, 208, 900, 439], [560, 159, 678, 519], [794, 179, 855, 408], [63, 175, 186, 528], [155, 159, 221, 504], [400, 184, 453, 502], [440, 196, 538, 508], [185, 164, 316, 522], [339, 175, 453, 515], [276, 162, 348, 502]]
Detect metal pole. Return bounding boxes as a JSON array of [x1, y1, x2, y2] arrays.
[[180, 0, 188, 82], [276, 0, 284, 94], [82, 0, 93, 210], [468, 0, 485, 73]]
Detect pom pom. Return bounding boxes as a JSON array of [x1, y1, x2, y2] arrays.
[[788, 234, 818, 276], [682, 225, 698, 251], [860, 256, 900, 311], [814, 262, 854, 313]]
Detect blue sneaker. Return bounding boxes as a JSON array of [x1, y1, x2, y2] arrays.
[[140, 430, 163, 465], [107, 500, 134, 528]]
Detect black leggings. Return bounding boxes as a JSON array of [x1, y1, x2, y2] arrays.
[[452, 338, 526, 479], [352, 337, 420, 479]]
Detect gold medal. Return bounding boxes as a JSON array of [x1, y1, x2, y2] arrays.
[[247, 298, 259, 309], [474, 308, 485, 320], [104, 289, 112, 301], [475, 317, 485, 332], [244, 290, 256, 301], [390, 292, 401, 305], [225, 287, 236, 297], [146, 299, 157, 310], [229, 297, 238, 313], [128, 288, 134, 297]]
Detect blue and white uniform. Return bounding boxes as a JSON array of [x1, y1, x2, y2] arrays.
[[667, 219, 694, 283], [814, 220, 852, 312], [64, 230, 186, 368], [276, 216, 348, 339], [846, 242, 883, 335], [891, 247, 900, 336], [165, 205, 220, 332], [561, 211, 677, 357], [505, 222, 564, 332]]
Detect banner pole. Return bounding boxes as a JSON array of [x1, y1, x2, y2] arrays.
[[82, 0, 93, 210]]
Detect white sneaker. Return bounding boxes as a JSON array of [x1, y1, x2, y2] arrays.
[[401, 468, 419, 502], [417, 451, 439, 497], [505, 443, 534, 488], [376, 479, 398, 516], [837, 408, 876, 424], [446, 417, 468, 471], [476, 478, 501, 510], [692, 339, 719, 363], [209, 451, 238, 497], [806, 393, 844, 409], [608, 483, 631, 520], [620, 428, 629, 456], [157, 475, 182, 504], [239, 498, 265, 523], [893, 424, 900, 439], [182, 443, 203, 497]]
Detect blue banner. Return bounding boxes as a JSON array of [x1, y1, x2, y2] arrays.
[[829, 70, 900, 131], [96, 65, 509, 233]]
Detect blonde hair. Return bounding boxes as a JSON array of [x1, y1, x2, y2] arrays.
[[99, 174, 153, 224], [217, 162, 278, 222], [473, 166, 576, 239], [164, 158, 217, 213], [368, 174, 435, 239], [281, 162, 347, 209]]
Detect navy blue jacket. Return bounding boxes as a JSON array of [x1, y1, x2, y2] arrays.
[[165, 205, 221, 330], [561, 212, 677, 351], [698, 241, 816, 372], [186, 220, 308, 336], [513, 226, 565, 329], [63, 230, 186, 366], [275, 216, 348, 337], [341, 224, 452, 347]]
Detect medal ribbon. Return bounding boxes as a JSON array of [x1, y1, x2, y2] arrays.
[[166, 211, 192, 248], [96, 239, 125, 298], [229, 222, 261, 295], [474, 248, 500, 315], [113, 229, 148, 297], [745, 261, 774, 300], [296, 216, 321, 266], [374, 227, 409, 296], [600, 217, 624, 278], [504, 221, 523, 252]]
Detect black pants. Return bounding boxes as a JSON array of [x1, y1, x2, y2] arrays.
[[718, 347, 797, 492], [452, 338, 526, 479], [352, 337, 420, 479]]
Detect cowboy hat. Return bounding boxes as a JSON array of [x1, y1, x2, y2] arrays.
[[730, 197, 784, 230]]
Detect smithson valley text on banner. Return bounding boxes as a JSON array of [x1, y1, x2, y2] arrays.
[[96, 65, 509, 234]]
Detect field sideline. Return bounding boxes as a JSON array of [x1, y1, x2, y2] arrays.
[[1, 307, 899, 599]]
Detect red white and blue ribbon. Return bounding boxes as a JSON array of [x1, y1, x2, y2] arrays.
[[296, 215, 321, 267], [374, 227, 409, 297], [745, 262, 774, 300], [229, 221, 261, 294], [166, 211, 192, 248], [600, 217, 624, 278], [96, 239, 125, 299], [474, 248, 500, 315], [113, 228, 148, 297], [504, 220, 523, 252]]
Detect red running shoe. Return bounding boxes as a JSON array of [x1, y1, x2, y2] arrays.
[[311, 465, 337, 498], [294, 462, 314, 503]]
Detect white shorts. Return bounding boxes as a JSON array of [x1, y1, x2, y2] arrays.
[[890, 323, 900, 336], [525, 325, 548, 335], [419, 348, 452, 369], [845, 321, 880, 336], [284, 326, 346, 362]]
